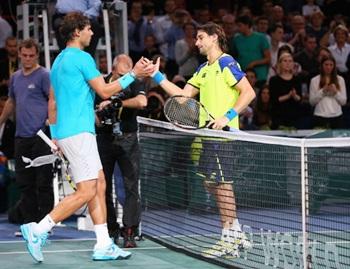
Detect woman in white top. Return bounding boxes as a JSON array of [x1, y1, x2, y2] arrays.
[[309, 56, 347, 129]]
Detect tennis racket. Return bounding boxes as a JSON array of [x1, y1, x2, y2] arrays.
[[37, 130, 76, 191], [163, 95, 230, 131]]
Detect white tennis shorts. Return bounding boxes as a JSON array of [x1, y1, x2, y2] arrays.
[[57, 132, 102, 183]]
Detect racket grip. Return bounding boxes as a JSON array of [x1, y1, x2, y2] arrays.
[[222, 126, 230, 131], [37, 130, 58, 151]]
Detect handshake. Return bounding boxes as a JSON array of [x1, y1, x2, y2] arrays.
[[132, 57, 165, 84]]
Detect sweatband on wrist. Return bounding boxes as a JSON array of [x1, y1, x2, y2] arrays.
[[118, 72, 135, 90], [49, 124, 57, 139], [224, 108, 238, 121], [152, 71, 166, 84]]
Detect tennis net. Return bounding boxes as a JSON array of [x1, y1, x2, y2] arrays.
[[138, 117, 350, 269]]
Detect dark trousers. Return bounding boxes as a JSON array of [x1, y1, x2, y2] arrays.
[[14, 136, 54, 223], [97, 132, 141, 232], [313, 115, 345, 129]]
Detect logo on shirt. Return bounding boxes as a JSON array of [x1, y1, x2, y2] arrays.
[[201, 73, 206, 78], [28, 83, 36, 89]]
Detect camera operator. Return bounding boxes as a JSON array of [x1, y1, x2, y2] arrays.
[[95, 54, 147, 248]]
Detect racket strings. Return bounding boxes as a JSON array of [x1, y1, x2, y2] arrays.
[[164, 96, 201, 128]]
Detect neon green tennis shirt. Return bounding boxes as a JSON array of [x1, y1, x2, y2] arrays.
[[187, 53, 245, 129]]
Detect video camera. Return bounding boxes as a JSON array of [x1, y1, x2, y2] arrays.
[[96, 96, 123, 125]]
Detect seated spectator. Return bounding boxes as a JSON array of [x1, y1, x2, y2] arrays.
[[269, 52, 303, 130], [253, 85, 272, 130], [309, 56, 347, 129]]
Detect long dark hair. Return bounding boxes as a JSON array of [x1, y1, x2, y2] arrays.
[[319, 56, 339, 90], [59, 12, 91, 44], [197, 22, 228, 52]]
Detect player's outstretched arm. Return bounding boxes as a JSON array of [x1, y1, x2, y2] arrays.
[[151, 57, 198, 98], [90, 57, 155, 99]]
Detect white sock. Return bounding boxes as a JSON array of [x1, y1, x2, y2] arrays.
[[33, 214, 56, 235], [94, 223, 111, 249], [231, 219, 241, 232]]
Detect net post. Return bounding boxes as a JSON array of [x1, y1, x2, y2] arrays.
[[301, 138, 309, 269]]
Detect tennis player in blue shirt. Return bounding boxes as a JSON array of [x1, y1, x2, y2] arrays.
[[20, 12, 155, 263]]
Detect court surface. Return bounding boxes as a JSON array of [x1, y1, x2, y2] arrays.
[[0, 215, 223, 269]]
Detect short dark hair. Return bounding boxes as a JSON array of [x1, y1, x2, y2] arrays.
[[59, 12, 91, 44], [18, 38, 40, 54], [197, 22, 227, 52], [236, 15, 253, 27]]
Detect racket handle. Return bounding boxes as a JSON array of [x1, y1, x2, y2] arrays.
[[207, 122, 231, 131], [37, 130, 58, 151]]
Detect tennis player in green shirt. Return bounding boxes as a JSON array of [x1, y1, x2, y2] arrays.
[[151, 22, 256, 258]]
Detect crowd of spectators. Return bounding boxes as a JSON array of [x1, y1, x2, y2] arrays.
[[1, 0, 350, 132]]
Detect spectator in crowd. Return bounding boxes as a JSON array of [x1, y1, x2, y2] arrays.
[[221, 14, 236, 55], [255, 16, 270, 42], [195, 7, 212, 25], [141, 34, 161, 61], [302, 0, 321, 19], [0, 38, 54, 229], [267, 44, 301, 81], [328, 24, 350, 78], [128, 1, 155, 63], [175, 22, 199, 80], [309, 55, 347, 129], [317, 46, 332, 63], [270, 5, 286, 28], [96, 54, 146, 248], [0, 36, 18, 96], [0, 8, 13, 56], [306, 10, 327, 44], [164, 9, 191, 79], [294, 34, 319, 85], [153, 0, 177, 58], [98, 54, 108, 75], [245, 68, 260, 97], [319, 16, 348, 47], [52, 0, 103, 57], [286, 15, 307, 54], [268, 23, 289, 72], [232, 15, 271, 88], [269, 52, 303, 129], [253, 84, 272, 130]]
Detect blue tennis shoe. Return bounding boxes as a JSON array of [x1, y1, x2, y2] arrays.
[[20, 222, 48, 262], [92, 242, 132, 261]]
